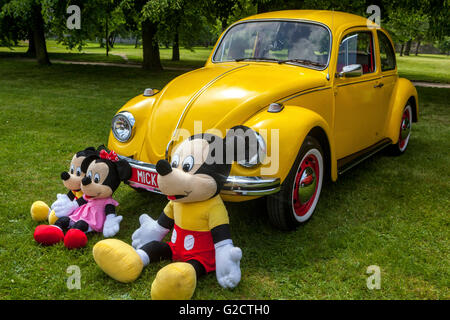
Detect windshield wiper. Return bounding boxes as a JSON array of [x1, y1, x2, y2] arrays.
[[277, 59, 325, 68], [234, 57, 280, 62]]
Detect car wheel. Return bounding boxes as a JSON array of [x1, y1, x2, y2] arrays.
[[389, 103, 412, 155], [267, 136, 324, 230]]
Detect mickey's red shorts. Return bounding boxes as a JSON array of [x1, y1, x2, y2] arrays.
[[167, 224, 216, 273]]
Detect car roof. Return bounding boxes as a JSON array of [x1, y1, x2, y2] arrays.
[[239, 10, 378, 32]]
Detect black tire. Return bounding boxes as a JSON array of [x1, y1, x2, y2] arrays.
[[267, 136, 324, 231], [388, 103, 412, 156]]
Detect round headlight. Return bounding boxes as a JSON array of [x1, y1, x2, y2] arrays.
[[230, 127, 266, 168], [111, 111, 135, 142]]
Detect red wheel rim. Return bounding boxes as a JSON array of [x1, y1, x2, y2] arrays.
[[293, 154, 320, 217], [399, 107, 411, 150]]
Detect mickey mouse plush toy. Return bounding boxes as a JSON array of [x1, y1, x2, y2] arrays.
[[34, 149, 132, 249], [30, 147, 98, 224], [93, 133, 243, 300]]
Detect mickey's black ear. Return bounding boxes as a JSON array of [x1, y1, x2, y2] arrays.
[[81, 155, 99, 173], [83, 147, 97, 156], [114, 159, 132, 182], [225, 125, 253, 163], [76, 146, 97, 158]]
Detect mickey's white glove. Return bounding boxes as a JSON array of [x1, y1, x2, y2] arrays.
[[215, 239, 242, 289], [131, 214, 169, 249], [52, 194, 78, 218], [103, 214, 123, 238]]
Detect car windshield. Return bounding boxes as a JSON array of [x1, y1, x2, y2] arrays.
[[213, 20, 331, 69]]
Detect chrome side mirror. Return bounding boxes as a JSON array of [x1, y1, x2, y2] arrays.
[[337, 64, 363, 78]]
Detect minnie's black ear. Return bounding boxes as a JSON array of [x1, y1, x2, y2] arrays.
[[114, 159, 132, 182], [81, 155, 99, 173], [96, 145, 108, 153]]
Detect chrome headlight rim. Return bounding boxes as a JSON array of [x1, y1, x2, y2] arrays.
[[237, 129, 267, 168], [111, 111, 135, 143]]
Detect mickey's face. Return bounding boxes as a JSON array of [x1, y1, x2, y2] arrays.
[[61, 154, 86, 191], [156, 138, 219, 203], [81, 161, 113, 200]]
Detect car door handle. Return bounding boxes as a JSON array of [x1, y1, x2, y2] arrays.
[[374, 83, 384, 88]]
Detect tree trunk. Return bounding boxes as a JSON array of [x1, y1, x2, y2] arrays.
[[142, 19, 163, 71], [172, 29, 180, 61], [26, 30, 36, 57], [404, 39, 412, 56], [400, 43, 405, 56], [31, 2, 50, 65], [105, 17, 109, 56], [415, 41, 421, 56]]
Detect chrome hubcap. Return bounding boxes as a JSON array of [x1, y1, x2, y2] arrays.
[[297, 167, 317, 205], [400, 116, 411, 141]]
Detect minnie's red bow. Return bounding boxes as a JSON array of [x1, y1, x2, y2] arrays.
[[100, 149, 119, 162]]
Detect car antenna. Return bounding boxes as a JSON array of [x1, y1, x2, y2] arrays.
[[326, 9, 334, 81]]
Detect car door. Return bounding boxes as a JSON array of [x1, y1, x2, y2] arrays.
[[333, 28, 383, 159], [376, 30, 398, 137]]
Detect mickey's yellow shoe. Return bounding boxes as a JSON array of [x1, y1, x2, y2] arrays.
[[151, 262, 197, 300], [48, 210, 58, 225], [93, 239, 143, 283], [30, 201, 50, 221]]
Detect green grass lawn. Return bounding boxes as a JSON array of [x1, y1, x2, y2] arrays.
[[0, 40, 212, 69], [0, 59, 448, 300], [2, 41, 450, 82], [397, 54, 450, 84]]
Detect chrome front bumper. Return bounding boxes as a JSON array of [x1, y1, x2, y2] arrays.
[[121, 155, 281, 196]]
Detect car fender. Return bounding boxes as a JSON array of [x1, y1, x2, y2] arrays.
[[385, 78, 419, 144], [107, 93, 159, 157], [238, 105, 337, 183]]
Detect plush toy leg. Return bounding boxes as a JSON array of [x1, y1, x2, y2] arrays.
[[64, 220, 88, 249], [48, 210, 58, 225], [34, 225, 64, 245], [151, 262, 198, 300], [30, 201, 50, 222], [93, 239, 144, 283]]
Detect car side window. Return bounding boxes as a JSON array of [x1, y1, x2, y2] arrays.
[[377, 31, 396, 71], [337, 31, 375, 75]]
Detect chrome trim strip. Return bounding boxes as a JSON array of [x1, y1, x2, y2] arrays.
[[279, 86, 332, 104], [211, 18, 333, 72], [120, 155, 281, 196], [165, 64, 249, 159], [336, 77, 382, 88]]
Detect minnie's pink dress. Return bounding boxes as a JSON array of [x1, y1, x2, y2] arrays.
[[68, 195, 118, 232]]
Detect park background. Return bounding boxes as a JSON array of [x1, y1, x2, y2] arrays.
[[0, 0, 448, 299]]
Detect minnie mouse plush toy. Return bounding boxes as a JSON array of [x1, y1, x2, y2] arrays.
[[30, 147, 98, 224], [34, 150, 132, 249]]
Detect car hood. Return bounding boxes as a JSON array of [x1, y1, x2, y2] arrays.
[[140, 63, 327, 162]]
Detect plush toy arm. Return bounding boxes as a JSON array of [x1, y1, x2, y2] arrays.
[[52, 194, 80, 218], [131, 212, 172, 249], [212, 224, 242, 289], [102, 205, 122, 238]]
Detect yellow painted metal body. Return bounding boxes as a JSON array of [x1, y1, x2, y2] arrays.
[[108, 10, 418, 202]]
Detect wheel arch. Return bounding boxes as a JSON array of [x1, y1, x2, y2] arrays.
[[308, 126, 332, 183], [242, 105, 337, 183], [385, 78, 419, 144]]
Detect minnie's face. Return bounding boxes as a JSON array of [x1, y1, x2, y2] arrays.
[[81, 161, 113, 199], [62, 155, 86, 191]]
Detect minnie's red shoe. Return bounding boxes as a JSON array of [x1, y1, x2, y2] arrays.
[[34, 225, 64, 245], [64, 229, 88, 249]]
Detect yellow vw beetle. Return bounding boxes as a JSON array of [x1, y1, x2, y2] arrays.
[[108, 10, 418, 230]]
